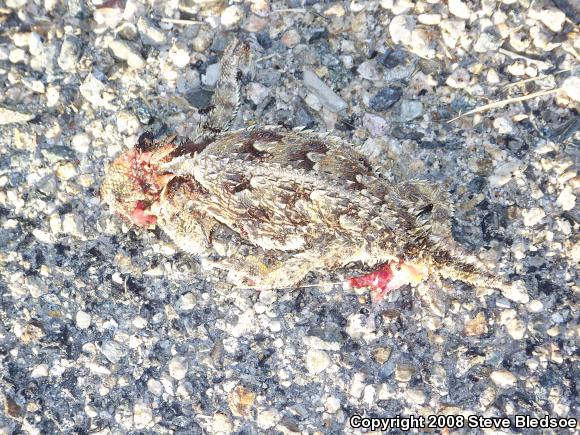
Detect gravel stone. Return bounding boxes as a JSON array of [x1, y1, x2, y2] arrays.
[[109, 39, 145, 69], [221, 5, 244, 27], [57, 35, 82, 72], [399, 100, 423, 121], [137, 17, 167, 46], [202, 63, 221, 87], [369, 87, 402, 111], [448, 0, 472, 19], [306, 348, 330, 374], [303, 70, 347, 112], [76, 310, 92, 329], [168, 356, 188, 380], [490, 370, 517, 388]]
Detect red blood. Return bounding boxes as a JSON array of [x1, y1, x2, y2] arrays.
[[348, 263, 395, 302], [130, 200, 157, 227]]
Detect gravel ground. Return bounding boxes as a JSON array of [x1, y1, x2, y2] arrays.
[[1, 0, 579, 434]]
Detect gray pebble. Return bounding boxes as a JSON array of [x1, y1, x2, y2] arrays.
[[369, 88, 402, 112]]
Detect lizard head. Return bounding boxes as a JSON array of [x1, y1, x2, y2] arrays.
[[100, 138, 175, 228]]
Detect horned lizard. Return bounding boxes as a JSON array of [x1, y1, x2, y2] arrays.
[[100, 38, 521, 301]]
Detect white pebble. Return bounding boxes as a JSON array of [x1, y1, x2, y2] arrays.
[[169, 43, 190, 68], [349, 372, 365, 398], [357, 60, 382, 81], [538, 8, 566, 32], [147, 378, 163, 396], [31, 364, 49, 378], [133, 403, 153, 429], [168, 356, 188, 380], [76, 311, 92, 329], [221, 5, 244, 27], [562, 77, 580, 102], [71, 133, 91, 154], [389, 15, 415, 45], [247, 82, 269, 105], [522, 208, 545, 227], [490, 370, 517, 388], [176, 292, 196, 311], [62, 213, 84, 237], [418, 13, 441, 25], [9, 48, 26, 63], [527, 299, 543, 313], [202, 63, 220, 87], [448, 0, 471, 19], [502, 280, 529, 304], [303, 70, 347, 113], [493, 116, 515, 135], [257, 408, 279, 429], [306, 349, 330, 374], [557, 186, 576, 211]]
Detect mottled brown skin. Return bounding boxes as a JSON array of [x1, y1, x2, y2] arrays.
[[101, 38, 519, 297]]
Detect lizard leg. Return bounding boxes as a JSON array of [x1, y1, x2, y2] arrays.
[[200, 38, 252, 134]]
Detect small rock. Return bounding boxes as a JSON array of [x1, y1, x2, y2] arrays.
[[212, 413, 233, 433], [169, 356, 188, 380], [418, 13, 441, 25], [464, 312, 488, 336], [192, 30, 213, 52], [133, 403, 153, 429], [202, 63, 221, 87], [176, 292, 196, 311], [186, 88, 213, 109], [349, 372, 365, 398], [399, 100, 423, 121], [55, 161, 77, 181], [506, 61, 526, 76], [281, 28, 301, 47], [46, 86, 60, 107], [389, 15, 415, 45], [303, 70, 347, 113], [490, 370, 517, 388], [395, 363, 415, 382], [506, 318, 526, 340], [363, 113, 389, 137], [474, 32, 503, 53], [137, 17, 167, 45], [556, 186, 575, 211], [169, 43, 190, 68], [373, 347, 392, 364], [116, 110, 140, 135], [493, 116, 516, 135], [406, 388, 426, 405], [247, 82, 269, 105], [147, 379, 163, 396], [306, 349, 330, 374], [0, 107, 34, 125], [79, 74, 116, 109], [108, 39, 145, 69], [9, 48, 26, 63], [377, 49, 406, 68], [502, 280, 529, 304], [76, 310, 91, 329], [71, 133, 91, 154], [58, 35, 81, 72], [244, 15, 268, 33], [522, 208, 545, 227], [357, 60, 382, 81], [101, 340, 127, 363], [448, 0, 471, 19], [31, 364, 49, 378], [538, 8, 566, 33], [228, 385, 256, 417], [562, 77, 580, 102], [369, 88, 402, 111], [446, 68, 470, 89], [221, 5, 244, 27], [489, 160, 521, 188], [257, 408, 279, 430]]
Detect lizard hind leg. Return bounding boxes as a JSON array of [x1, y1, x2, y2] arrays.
[[199, 38, 253, 135]]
